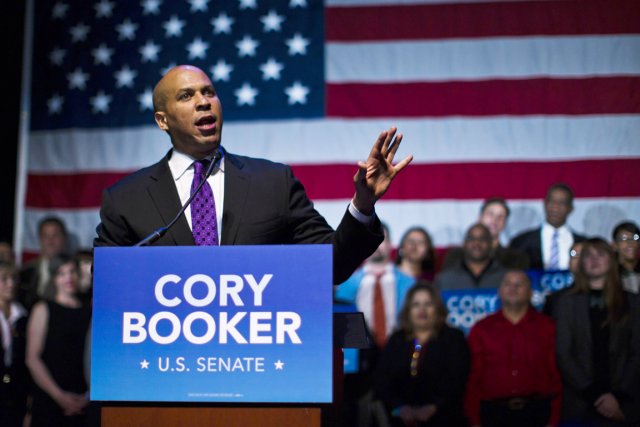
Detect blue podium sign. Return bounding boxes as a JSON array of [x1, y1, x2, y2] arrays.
[[91, 245, 333, 403]]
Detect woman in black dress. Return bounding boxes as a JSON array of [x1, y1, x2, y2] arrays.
[[26, 255, 91, 427], [375, 281, 470, 427]]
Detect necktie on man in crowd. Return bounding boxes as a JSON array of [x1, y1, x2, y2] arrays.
[[191, 160, 218, 246], [373, 274, 387, 348], [548, 229, 559, 270]]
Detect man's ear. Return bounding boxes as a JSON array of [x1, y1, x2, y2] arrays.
[[154, 111, 168, 131]]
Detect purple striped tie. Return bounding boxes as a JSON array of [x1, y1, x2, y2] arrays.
[[191, 160, 218, 246]]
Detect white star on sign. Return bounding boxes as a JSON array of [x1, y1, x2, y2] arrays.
[[274, 360, 284, 370], [235, 83, 258, 106], [187, 37, 209, 60], [285, 81, 309, 105], [163, 15, 185, 37], [47, 94, 64, 115], [286, 33, 309, 56], [140, 40, 162, 62], [236, 35, 259, 57], [141, 0, 162, 15], [211, 59, 233, 82], [52, 2, 69, 19], [67, 68, 89, 90], [90, 91, 113, 114], [117, 19, 138, 41], [261, 10, 284, 32], [114, 65, 137, 88], [239, 0, 257, 9], [260, 58, 283, 80], [140, 359, 150, 369], [92, 43, 114, 65], [138, 88, 154, 111], [211, 12, 234, 35], [69, 23, 90, 43], [49, 47, 66, 66], [189, 0, 209, 12], [95, 0, 115, 18]]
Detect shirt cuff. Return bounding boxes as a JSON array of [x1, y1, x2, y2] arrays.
[[348, 200, 375, 226]]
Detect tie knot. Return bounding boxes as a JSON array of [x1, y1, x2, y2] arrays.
[[193, 159, 210, 176]]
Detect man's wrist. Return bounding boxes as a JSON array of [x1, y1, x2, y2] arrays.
[[349, 200, 374, 225]]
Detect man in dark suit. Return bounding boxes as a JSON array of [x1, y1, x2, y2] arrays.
[[94, 65, 413, 283], [509, 183, 587, 271]]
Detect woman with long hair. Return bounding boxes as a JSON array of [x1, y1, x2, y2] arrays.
[[26, 255, 91, 427], [394, 227, 437, 281], [553, 238, 640, 425], [375, 282, 469, 426]]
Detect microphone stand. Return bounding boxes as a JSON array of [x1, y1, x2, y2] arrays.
[[135, 150, 222, 247]]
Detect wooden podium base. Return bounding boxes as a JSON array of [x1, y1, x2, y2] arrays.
[[102, 407, 321, 427]]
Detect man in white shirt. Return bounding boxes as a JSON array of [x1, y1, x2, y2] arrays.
[[509, 183, 587, 271]]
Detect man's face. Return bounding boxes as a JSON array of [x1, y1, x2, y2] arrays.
[[499, 270, 531, 308], [154, 66, 223, 159], [463, 225, 492, 262], [479, 203, 507, 240], [613, 230, 639, 264], [544, 188, 573, 228], [39, 223, 66, 259], [0, 268, 16, 303]]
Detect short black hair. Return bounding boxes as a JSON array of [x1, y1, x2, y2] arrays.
[[545, 182, 574, 205], [480, 197, 510, 218], [612, 221, 640, 240]]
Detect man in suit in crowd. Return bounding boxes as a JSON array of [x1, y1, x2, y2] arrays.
[[18, 216, 69, 310], [94, 65, 413, 284], [509, 183, 587, 271], [435, 223, 508, 290]]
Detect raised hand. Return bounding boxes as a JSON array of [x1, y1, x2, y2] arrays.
[[352, 126, 413, 215]]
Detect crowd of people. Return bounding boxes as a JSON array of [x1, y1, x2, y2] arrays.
[[334, 183, 640, 427], [0, 180, 638, 427]]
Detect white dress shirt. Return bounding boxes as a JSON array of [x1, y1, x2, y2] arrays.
[[541, 222, 574, 270]]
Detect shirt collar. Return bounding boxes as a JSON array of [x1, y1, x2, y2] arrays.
[[168, 147, 225, 181], [542, 221, 570, 235]]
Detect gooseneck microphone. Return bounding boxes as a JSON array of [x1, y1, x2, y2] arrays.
[[135, 149, 222, 247]]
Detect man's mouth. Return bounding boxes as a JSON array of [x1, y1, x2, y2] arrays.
[[195, 116, 216, 131]]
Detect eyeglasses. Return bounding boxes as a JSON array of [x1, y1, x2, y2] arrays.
[[410, 340, 422, 376], [616, 234, 639, 243]]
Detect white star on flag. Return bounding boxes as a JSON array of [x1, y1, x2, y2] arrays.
[[239, 0, 257, 10], [69, 23, 90, 43], [49, 47, 66, 66], [235, 83, 258, 106], [187, 37, 209, 60], [47, 94, 64, 115], [289, 0, 307, 7], [211, 59, 233, 82], [51, 2, 69, 19], [211, 12, 234, 35], [285, 81, 309, 105], [260, 58, 284, 80], [261, 10, 285, 32], [137, 88, 154, 111], [67, 68, 89, 90], [92, 44, 114, 66], [236, 35, 259, 57], [286, 33, 309, 55], [189, 0, 209, 13], [139, 41, 162, 62], [141, 0, 162, 15], [116, 19, 138, 41], [90, 91, 112, 114], [114, 65, 137, 88], [94, 0, 115, 18]]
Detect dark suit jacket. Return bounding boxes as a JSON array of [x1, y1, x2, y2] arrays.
[[509, 226, 587, 270], [553, 291, 640, 423], [94, 150, 383, 284]]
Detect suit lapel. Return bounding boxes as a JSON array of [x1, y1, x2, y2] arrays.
[[221, 152, 250, 245], [147, 155, 195, 246]]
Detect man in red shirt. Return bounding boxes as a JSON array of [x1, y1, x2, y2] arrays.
[[465, 270, 562, 427]]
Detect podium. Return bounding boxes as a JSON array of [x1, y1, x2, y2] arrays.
[[91, 246, 369, 427]]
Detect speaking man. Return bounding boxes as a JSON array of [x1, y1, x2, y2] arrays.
[[94, 65, 412, 283]]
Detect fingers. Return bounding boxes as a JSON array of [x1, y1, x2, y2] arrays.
[[393, 154, 414, 174]]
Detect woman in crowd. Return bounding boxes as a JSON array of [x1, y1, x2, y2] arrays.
[[0, 262, 30, 426], [26, 255, 91, 427], [553, 238, 640, 426], [395, 227, 437, 281], [611, 221, 640, 294], [375, 281, 469, 426]]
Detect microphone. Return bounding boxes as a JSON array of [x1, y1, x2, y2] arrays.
[[135, 149, 222, 247]]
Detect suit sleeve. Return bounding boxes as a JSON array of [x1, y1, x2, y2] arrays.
[[283, 165, 383, 284], [94, 188, 134, 247]]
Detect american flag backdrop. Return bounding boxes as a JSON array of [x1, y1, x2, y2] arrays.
[[17, 0, 640, 260]]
